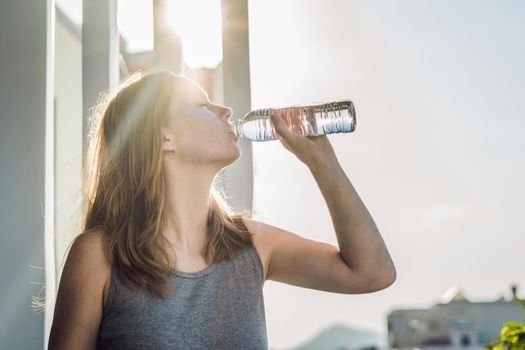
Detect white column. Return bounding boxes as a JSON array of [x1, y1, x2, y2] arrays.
[[82, 0, 119, 165], [221, 0, 254, 215], [153, 0, 184, 74]]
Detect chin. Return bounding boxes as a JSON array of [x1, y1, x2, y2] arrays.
[[223, 147, 241, 166], [229, 149, 242, 163]]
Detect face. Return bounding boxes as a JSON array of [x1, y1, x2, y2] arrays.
[[162, 76, 240, 167]]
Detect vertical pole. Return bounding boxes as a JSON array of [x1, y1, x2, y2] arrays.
[[82, 0, 119, 167], [44, 1, 56, 347], [153, 0, 183, 74], [221, 0, 254, 215]]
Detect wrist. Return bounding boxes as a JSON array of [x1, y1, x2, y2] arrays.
[[307, 151, 341, 175]]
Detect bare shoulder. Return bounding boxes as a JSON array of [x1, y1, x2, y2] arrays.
[[241, 217, 316, 284], [70, 228, 107, 256], [71, 229, 112, 305], [242, 217, 272, 282], [48, 228, 111, 349], [241, 217, 304, 284]]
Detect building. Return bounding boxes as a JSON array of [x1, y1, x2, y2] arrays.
[[387, 285, 524, 350]]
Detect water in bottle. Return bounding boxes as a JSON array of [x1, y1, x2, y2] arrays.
[[232, 100, 356, 142]]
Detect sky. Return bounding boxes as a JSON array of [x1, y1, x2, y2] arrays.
[[55, 0, 525, 349], [248, 0, 525, 348]]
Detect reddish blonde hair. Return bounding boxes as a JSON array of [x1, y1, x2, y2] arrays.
[[77, 69, 253, 299]]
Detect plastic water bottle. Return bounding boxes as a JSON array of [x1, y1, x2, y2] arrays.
[[232, 100, 356, 142]]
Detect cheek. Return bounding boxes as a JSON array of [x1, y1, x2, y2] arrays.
[[175, 128, 228, 161]]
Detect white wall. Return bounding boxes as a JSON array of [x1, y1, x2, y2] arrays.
[[0, 1, 51, 349]]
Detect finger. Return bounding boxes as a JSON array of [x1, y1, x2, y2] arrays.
[[270, 114, 295, 142]]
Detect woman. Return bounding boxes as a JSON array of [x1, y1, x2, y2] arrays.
[[48, 70, 396, 350]]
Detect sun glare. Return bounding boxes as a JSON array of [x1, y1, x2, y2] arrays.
[[165, 0, 223, 69], [118, 0, 154, 53]]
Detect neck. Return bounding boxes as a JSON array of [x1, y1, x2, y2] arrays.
[[162, 159, 219, 257]]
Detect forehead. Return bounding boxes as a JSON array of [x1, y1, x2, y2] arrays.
[[167, 76, 209, 119], [172, 76, 208, 101]]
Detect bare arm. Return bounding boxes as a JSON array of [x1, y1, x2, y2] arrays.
[[48, 230, 110, 350], [246, 154, 397, 295], [269, 113, 396, 291], [308, 154, 396, 289]]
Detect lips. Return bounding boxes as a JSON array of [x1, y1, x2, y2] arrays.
[[227, 122, 239, 141], [229, 131, 239, 141]]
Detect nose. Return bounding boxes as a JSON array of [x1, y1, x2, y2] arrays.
[[222, 107, 236, 133], [221, 106, 233, 121]]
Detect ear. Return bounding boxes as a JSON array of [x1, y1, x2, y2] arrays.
[[161, 129, 176, 152]]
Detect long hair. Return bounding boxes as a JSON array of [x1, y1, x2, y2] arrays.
[[78, 69, 253, 299]]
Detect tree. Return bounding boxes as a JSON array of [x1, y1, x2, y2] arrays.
[[483, 296, 525, 350]]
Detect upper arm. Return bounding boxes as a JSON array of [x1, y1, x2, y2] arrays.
[[48, 230, 111, 350], [244, 218, 389, 294]]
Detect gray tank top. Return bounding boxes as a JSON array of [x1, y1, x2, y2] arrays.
[[96, 245, 268, 350]]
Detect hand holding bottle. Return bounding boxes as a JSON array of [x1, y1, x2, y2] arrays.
[[270, 113, 339, 168]]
